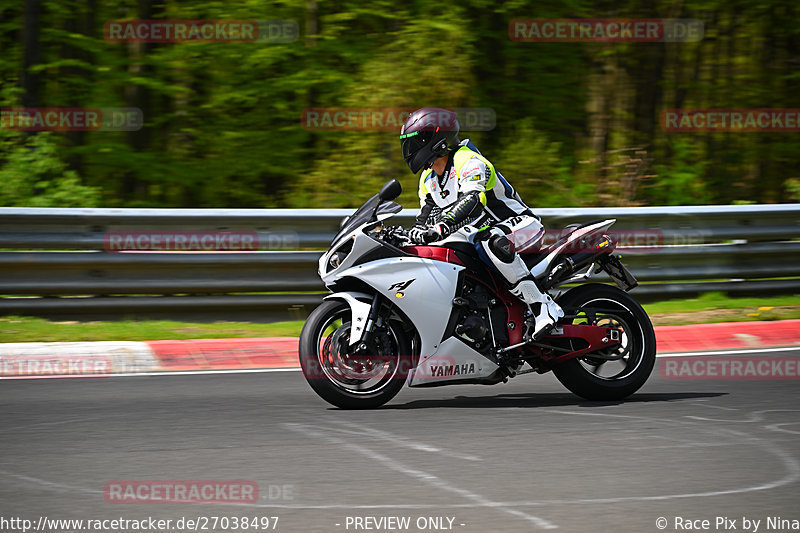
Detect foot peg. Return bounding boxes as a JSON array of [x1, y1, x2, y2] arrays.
[[524, 312, 556, 342]]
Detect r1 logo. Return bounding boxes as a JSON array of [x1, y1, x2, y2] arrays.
[[388, 279, 415, 292]]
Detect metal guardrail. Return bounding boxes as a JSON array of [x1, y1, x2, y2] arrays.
[[0, 205, 798, 321], [1, 204, 799, 249], [1, 242, 799, 295]]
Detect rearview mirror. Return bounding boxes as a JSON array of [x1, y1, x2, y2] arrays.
[[378, 179, 402, 202]]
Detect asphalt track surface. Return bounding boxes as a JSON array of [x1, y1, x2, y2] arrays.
[[2, 348, 799, 533]]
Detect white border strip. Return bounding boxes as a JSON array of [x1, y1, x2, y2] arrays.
[[4, 347, 799, 380], [1, 367, 301, 380]]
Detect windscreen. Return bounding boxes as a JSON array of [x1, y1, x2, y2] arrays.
[[329, 194, 401, 246]]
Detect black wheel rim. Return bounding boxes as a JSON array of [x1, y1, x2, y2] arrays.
[[315, 306, 402, 395], [570, 297, 646, 381]]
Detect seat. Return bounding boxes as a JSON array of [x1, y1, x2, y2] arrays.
[[520, 220, 606, 269]]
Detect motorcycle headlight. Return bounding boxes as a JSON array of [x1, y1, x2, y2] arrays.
[[326, 237, 353, 273], [329, 251, 346, 270]]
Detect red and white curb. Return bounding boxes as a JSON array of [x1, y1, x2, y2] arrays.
[[0, 337, 298, 379], [1, 322, 799, 379], [655, 319, 800, 352]]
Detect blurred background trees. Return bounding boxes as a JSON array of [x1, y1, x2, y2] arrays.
[[1, 0, 798, 209]]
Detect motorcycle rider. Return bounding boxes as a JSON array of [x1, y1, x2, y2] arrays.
[[400, 107, 564, 339]]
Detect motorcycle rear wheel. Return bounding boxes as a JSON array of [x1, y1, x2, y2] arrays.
[[552, 283, 656, 400]]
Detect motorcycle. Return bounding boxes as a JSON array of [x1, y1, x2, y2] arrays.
[[299, 179, 656, 409]]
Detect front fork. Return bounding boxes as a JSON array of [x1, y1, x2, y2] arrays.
[[352, 293, 381, 352]]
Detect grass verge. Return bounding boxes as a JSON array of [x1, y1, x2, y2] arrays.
[[0, 318, 305, 343], [0, 292, 797, 342], [643, 292, 800, 325]]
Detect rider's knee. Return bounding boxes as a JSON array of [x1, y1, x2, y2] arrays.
[[488, 234, 515, 263]]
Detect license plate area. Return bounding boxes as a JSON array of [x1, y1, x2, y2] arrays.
[[599, 254, 638, 291]]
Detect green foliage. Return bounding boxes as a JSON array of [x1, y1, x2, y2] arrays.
[[786, 179, 800, 202], [1, 0, 799, 209], [493, 118, 586, 207], [0, 132, 100, 207], [649, 139, 710, 205]]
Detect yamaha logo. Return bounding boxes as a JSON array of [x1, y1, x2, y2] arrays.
[[428, 363, 476, 377]]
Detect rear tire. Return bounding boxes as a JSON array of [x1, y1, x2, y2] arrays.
[[299, 299, 412, 409], [552, 284, 656, 401]]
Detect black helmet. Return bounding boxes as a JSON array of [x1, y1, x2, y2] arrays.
[[400, 107, 460, 174]]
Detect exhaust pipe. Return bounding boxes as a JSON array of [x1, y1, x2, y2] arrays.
[[543, 234, 616, 289]]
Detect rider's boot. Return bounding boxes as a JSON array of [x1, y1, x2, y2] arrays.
[[509, 278, 564, 340]]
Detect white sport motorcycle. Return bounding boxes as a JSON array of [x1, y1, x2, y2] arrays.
[[299, 179, 656, 409]]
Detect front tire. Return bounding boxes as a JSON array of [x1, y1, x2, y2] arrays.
[[299, 299, 412, 409], [552, 283, 656, 401]]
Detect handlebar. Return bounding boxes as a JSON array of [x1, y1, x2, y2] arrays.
[[376, 225, 410, 247], [380, 225, 440, 246]]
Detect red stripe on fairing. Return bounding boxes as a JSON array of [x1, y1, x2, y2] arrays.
[[402, 246, 466, 265]]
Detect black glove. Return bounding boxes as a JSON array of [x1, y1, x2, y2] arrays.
[[407, 225, 429, 244], [425, 222, 451, 242], [407, 223, 451, 245]]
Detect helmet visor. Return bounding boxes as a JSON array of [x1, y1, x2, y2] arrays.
[[400, 130, 432, 163]]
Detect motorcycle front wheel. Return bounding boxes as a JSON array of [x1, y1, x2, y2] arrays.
[[299, 299, 412, 409]]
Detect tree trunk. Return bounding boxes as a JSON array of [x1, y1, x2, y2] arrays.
[[21, 0, 41, 109], [122, 0, 161, 201]]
